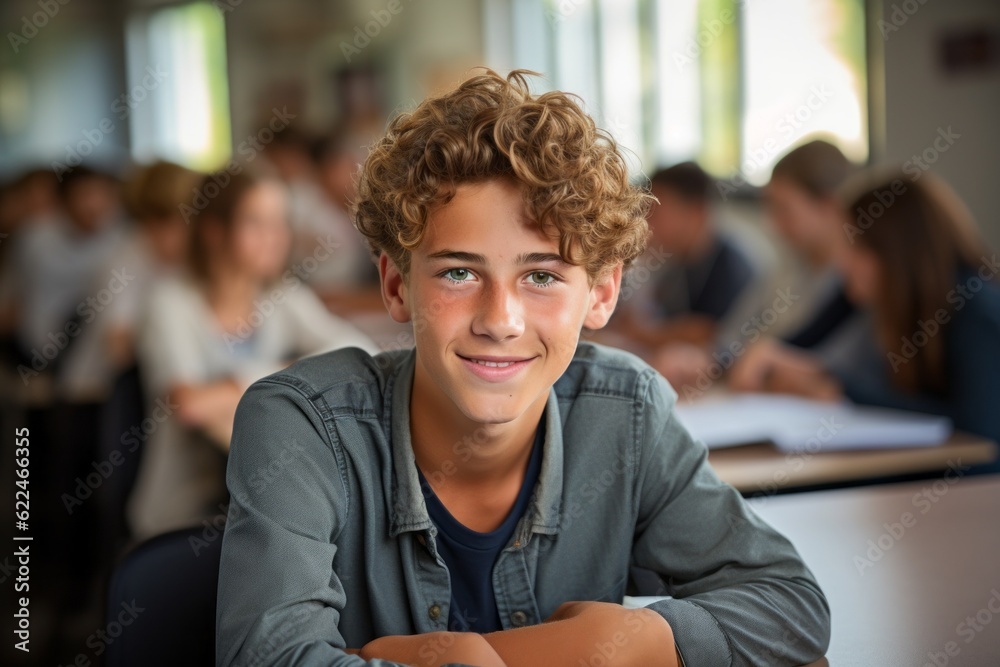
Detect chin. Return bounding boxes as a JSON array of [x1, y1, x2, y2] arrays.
[[459, 400, 520, 425], [452, 391, 530, 426]]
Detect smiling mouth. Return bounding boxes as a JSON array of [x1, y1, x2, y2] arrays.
[[456, 354, 537, 380], [458, 355, 533, 365], [469, 359, 517, 368]]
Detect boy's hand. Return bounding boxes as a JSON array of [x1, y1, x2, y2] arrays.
[[651, 343, 713, 393], [729, 339, 843, 400], [359, 631, 507, 666], [485, 600, 678, 667]]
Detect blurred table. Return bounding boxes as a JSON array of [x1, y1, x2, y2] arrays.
[[753, 475, 1000, 666], [709, 432, 997, 493]]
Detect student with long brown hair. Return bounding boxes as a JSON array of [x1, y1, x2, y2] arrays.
[[730, 168, 1000, 444], [127, 166, 376, 539]]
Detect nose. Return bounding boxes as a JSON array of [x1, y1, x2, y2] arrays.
[[471, 280, 524, 341]]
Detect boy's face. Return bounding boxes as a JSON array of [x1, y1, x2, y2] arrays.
[[380, 178, 621, 427]]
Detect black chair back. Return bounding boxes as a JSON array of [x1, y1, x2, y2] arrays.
[[105, 525, 222, 667]]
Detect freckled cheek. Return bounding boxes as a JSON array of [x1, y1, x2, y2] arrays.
[[412, 290, 470, 342], [530, 301, 584, 358]]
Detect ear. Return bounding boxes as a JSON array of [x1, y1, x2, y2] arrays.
[[379, 253, 412, 323], [583, 263, 622, 330]]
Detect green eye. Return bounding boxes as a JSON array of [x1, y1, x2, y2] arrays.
[[444, 268, 471, 282], [528, 271, 555, 286]]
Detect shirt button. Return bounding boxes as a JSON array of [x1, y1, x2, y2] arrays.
[[510, 610, 528, 627], [428, 604, 442, 620]]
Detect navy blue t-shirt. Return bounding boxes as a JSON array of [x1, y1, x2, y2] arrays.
[[416, 417, 545, 633]]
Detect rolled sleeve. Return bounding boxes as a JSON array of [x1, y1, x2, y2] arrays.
[[631, 372, 830, 666]]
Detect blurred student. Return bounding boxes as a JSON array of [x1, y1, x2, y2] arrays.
[[0, 165, 127, 394], [308, 129, 382, 308], [1, 169, 52, 333], [0, 169, 60, 329], [614, 162, 757, 349], [264, 126, 381, 313], [127, 168, 378, 540], [729, 169, 1000, 444], [0, 167, 60, 238], [0, 164, 126, 631], [262, 127, 316, 193], [261, 127, 324, 247], [103, 160, 201, 370], [758, 140, 860, 351], [659, 141, 860, 393]]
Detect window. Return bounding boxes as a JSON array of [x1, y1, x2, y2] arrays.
[[741, 0, 868, 183], [492, 0, 869, 184], [125, 2, 232, 170]]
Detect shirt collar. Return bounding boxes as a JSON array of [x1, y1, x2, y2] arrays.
[[387, 348, 564, 538]]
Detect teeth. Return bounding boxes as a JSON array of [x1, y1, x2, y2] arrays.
[[473, 359, 515, 367]]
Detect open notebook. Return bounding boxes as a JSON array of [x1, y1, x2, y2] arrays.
[[673, 393, 953, 452]]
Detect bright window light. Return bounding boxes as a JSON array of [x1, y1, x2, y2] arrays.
[[125, 2, 232, 170], [504, 0, 869, 182], [742, 0, 868, 184]]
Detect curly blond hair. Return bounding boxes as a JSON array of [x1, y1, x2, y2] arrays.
[[354, 69, 652, 280]]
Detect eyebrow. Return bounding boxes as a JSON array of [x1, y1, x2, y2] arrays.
[[426, 250, 571, 267], [426, 250, 488, 264], [516, 252, 571, 267]]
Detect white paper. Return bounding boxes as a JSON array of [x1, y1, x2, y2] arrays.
[[674, 393, 952, 452]]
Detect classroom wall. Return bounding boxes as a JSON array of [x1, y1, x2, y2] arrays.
[[224, 0, 483, 145], [224, 1, 349, 142], [878, 0, 1000, 250], [0, 1, 129, 178], [2, 0, 997, 249]]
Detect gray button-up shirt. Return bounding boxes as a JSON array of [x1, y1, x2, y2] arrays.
[[217, 343, 830, 666]]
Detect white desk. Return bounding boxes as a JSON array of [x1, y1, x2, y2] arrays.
[[753, 476, 1000, 666]]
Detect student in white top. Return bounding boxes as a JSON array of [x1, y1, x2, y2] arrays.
[[127, 166, 378, 540]]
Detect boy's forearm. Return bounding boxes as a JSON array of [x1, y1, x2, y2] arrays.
[[355, 605, 678, 667], [483, 604, 678, 667], [359, 631, 507, 666]]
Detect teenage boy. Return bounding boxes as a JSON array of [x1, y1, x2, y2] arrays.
[[217, 70, 830, 667]]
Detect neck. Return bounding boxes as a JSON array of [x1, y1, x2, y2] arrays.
[[409, 360, 545, 491], [205, 264, 262, 311]]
